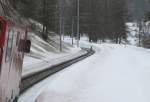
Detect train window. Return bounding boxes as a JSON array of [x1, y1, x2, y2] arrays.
[[16, 32, 20, 46], [0, 47, 2, 73], [5, 29, 14, 62], [0, 21, 2, 33]]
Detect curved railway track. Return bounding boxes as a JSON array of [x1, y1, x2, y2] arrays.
[[20, 49, 95, 94]]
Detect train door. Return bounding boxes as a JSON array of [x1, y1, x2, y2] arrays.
[[0, 24, 16, 102], [0, 17, 10, 102], [0, 19, 5, 70], [7, 29, 24, 102], [6, 27, 19, 102], [0, 17, 7, 76], [0, 19, 4, 102], [0, 20, 3, 69]]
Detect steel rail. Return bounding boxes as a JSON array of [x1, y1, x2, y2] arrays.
[[20, 49, 95, 94]]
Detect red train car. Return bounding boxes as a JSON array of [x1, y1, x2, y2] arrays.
[[0, 16, 31, 102]]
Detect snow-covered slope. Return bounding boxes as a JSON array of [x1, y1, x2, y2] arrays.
[[23, 33, 87, 76]]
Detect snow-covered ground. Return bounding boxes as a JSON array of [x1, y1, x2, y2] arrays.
[[19, 38, 150, 102]]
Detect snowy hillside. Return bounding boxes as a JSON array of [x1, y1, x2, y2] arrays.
[[22, 32, 87, 77]]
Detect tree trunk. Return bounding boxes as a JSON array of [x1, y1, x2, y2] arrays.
[[119, 36, 122, 44]]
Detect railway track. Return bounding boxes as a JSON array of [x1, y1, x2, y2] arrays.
[[20, 49, 95, 94]]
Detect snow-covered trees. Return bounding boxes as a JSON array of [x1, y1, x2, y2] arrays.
[[9, 0, 127, 43], [77, 0, 127, 43]]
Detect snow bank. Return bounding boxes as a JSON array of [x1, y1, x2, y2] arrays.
[[34, 44, 150, 102], [19, 42, 150, 102]]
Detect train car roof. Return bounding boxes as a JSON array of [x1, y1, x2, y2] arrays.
[[0, 1, 30, 28]]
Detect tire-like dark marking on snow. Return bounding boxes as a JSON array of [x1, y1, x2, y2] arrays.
[[20, 49, 95, 94]]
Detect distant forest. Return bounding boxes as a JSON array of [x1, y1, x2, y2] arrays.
[[6, 0, 150, 43]]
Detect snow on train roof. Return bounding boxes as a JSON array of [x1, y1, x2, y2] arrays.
[[0, 1, 30, 27]]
